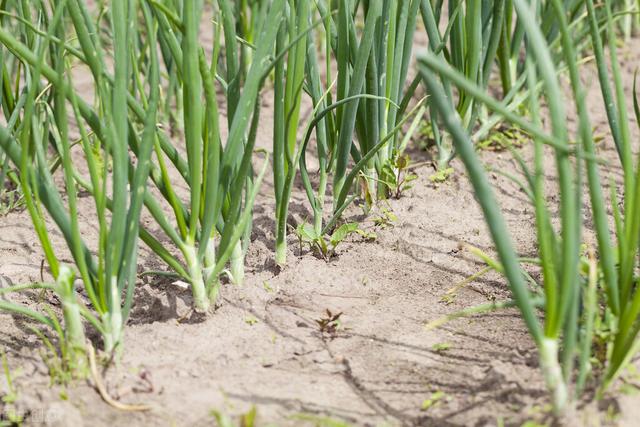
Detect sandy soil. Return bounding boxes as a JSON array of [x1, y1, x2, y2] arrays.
[[2, 12, 640, 427], [1, 144, 559, 427]]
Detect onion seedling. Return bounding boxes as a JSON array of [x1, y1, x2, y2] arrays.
[[0, 0, 159, 359], [420, 0, 640, 413], [138, 0, 284, 306], [419, 0, 580, 171], [583, 0, 640, 392], [275, 0, 416, 265], [322, 0, 419, 206], [418, 0, 591, 413], [298, 1, 423, 250], [356, 0, 422, 202], [273, 0, 310, 266]]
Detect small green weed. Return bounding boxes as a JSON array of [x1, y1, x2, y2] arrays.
[[296, 222, 376, 260]]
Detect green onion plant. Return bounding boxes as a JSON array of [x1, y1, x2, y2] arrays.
[[136, 0, 283, 306], [272, 0, 310, 266], [0, 0, 159, 362], [419, 0, 640, 413], [584, 0, 640, 392], [419, 0, 587, 171], [275, 0, 423, 265], [293, 1, 427, 264]]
